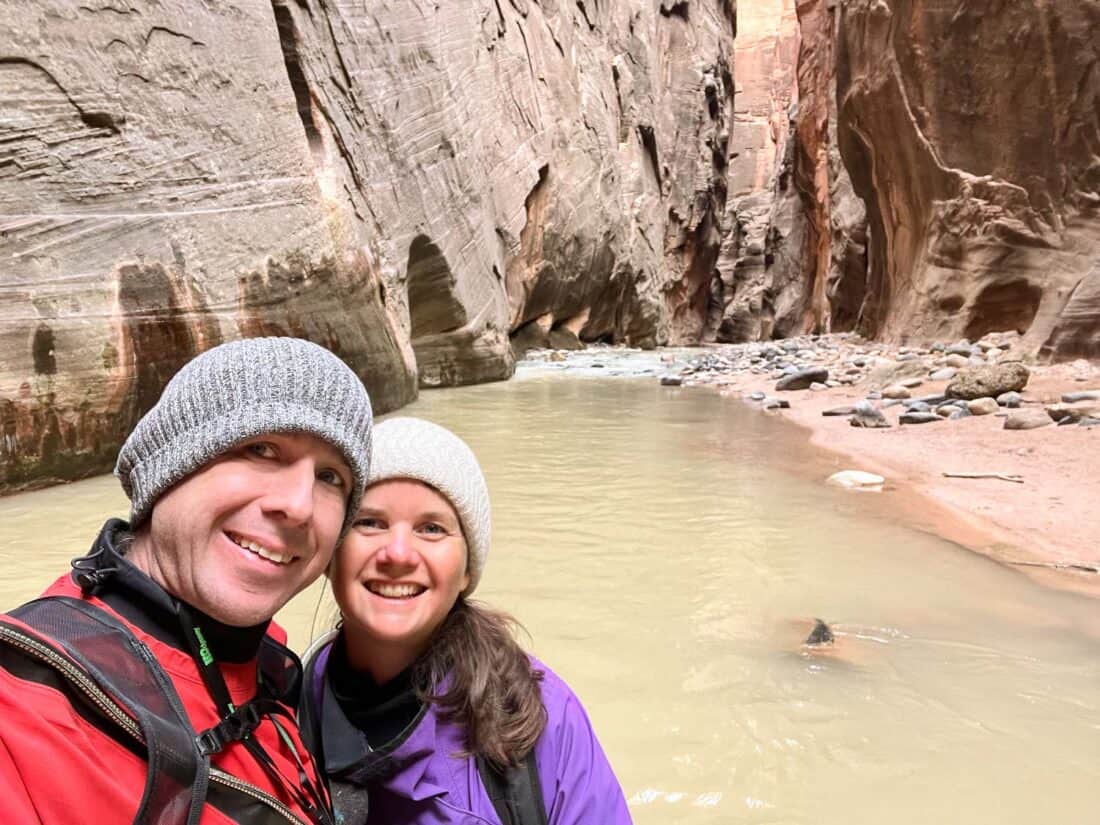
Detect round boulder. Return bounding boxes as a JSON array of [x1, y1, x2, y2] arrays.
[[946, 362, 1030, 401]]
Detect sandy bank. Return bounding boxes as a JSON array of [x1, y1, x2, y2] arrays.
[[719, 361, 1100, 598]]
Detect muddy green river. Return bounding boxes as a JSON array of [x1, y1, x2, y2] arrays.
[[2, 368, 1098, 823]]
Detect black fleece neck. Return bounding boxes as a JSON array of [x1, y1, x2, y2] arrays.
[[75, 519, 269, 664]]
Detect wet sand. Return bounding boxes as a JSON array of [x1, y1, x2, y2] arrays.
[[722, 363, 1100, 597]]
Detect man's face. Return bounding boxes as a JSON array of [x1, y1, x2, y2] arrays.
[[129, 432, 353, 627]]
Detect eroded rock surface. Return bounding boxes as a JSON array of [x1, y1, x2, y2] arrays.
[[834, 0, 1100, 350], [1, 0, 736, 489]]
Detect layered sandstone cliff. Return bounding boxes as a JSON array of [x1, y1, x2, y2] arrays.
[[737, 0, 1099, 355], [0, 0, 735, 489]]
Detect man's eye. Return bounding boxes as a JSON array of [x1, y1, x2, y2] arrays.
[[246, 442, 276, 459], [317, 468, 346, 488]]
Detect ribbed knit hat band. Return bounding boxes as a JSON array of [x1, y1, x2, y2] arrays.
[[115, 337, 373, 532], [367, 417, 491, 596]]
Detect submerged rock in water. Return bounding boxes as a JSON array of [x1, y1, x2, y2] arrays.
[[804, 619, 835, 647]]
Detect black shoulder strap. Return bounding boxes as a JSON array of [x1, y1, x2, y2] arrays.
[[476, 750, 549, 825], [5, 596, 209, 825]]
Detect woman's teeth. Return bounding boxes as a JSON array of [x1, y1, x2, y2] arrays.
[[227, 532, 294, 565], [368, 582, 426, 599]]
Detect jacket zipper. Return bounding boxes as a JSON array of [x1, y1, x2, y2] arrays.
[[0, 625, 309, 825]]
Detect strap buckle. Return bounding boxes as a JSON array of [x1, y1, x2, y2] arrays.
[[196, 702, 262, 756]]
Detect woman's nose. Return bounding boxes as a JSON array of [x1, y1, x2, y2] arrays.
[[378, 525, 417, 566]]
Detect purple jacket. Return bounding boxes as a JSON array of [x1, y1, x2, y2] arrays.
[[303, 638, 633, 824]]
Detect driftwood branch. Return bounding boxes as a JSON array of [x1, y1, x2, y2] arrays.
[[942, 472, 1024, 484], [1006, 560, 1100, 574]]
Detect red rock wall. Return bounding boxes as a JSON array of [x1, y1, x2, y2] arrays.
[[727, 0, 1099, 360], [834, 0, 1100, 352]]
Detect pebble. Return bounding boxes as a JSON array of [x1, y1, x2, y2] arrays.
[[929, 368, 957, 381], [660, 375, 682, 386], [900, 377, 924, 389], [997, 391, 1022, 408], [826, 470, 885, 490], [945, 353, 970, 368], [899, 411, 942, 425], [1080, 417, 1100, 428], [776, 367, 829, 391], [1046, 403, 1100, 423], [849, 400, 891, 429], [1062, 390, 1100, 403], [948, 407, 972, 421], [905, 401, 933, 413], [967, 397, 1000, 416], [882, 384, 911, 400], [810, 382, 829, 391], [1004, 409, 1052, 430], [748, 390, 766, 401], [947, 341, 973, 356], [822, 406, 857, 417], [762, 398, 791, 410]]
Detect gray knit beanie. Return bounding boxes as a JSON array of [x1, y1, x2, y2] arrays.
[[367, 417, 490, 596], [115, 337, 373, 533]]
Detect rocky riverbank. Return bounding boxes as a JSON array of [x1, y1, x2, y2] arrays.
[[522, 335, 1100, 596], [672, 333, 1100, 595]]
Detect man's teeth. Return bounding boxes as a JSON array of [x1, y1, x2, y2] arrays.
[[228, 533, 294, 565], [368, 582, 425, 599]]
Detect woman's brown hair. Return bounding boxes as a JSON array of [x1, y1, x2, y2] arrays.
[[412, 598, 547, 769]]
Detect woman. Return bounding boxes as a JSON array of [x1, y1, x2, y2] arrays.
[[299, 417, 632, 824]]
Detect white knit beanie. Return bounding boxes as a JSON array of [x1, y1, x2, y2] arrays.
[[367, 417, 490, 596]]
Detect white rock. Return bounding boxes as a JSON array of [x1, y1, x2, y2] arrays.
[[826, 470, 885, 490]]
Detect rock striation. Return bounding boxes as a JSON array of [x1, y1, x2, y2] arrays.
[[1, 0, 736, 490]]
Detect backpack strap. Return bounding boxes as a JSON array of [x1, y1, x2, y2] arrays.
[[4, 596, 209, 825], [476, 750, 549, 825]]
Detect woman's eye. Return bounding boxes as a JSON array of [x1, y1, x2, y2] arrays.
[[355, 517, 385, 530], [418, 522, 447, 536]]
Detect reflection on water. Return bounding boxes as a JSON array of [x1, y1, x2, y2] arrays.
[[2, 376, 1098, 824]]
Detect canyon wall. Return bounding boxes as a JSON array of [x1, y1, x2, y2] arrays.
[[2, 0, 1098, 492], [738, 0, 1099, 352], [0, 0, 735, 489]]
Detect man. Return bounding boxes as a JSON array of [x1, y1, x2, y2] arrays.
[[0, 337, 373, 824]]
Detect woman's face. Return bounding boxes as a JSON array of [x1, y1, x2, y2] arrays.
[[333, 479, 470, 668]]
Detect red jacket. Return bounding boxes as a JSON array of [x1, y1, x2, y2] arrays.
[[0, 573, 325, 824]]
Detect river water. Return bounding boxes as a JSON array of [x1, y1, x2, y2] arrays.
[[1, 366, 1098, 824]]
